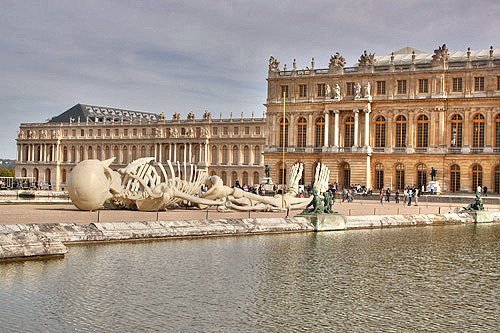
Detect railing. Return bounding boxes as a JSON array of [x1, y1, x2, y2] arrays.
[[415, 147, 428, 153], [448, 147, 462, 154], [393, 147, 406, 153], [372, 147, 385, 153], [470, 147, 484, 153]]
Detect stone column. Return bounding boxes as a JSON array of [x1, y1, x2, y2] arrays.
[[204, 143, 209, 164], [198, 143, 202, 163], [334, 110, 340, 147], [366, 155, 372, 190], [353, 109, 359, 147], [173, 143, 177, 162], [188, 143, 192, 163], [323, 110, 330, 148], [364, 106, 371, 147], [159, 143, 163, 162], [183, 143, 187, 163]]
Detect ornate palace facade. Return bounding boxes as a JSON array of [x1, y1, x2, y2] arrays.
[[264, 45, 500, 193], [16, 104, 266, 190]]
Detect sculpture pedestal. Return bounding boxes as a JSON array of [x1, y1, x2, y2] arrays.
[[296, 213, 347, 231], [426, 181, 441, 194], [470, 211, 493, 223], [261, 177, 275, 193]]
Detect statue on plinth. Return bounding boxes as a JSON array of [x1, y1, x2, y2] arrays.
[[303, 188, 324, 214], [462, 191, 484, 211]]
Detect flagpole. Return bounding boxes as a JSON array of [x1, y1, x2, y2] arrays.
[[282, 91, 286, 209]]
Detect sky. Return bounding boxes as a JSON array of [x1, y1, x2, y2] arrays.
[[1, 0, 499, 158]]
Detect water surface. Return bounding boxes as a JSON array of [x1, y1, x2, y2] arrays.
[[1, 224, 498, 332]]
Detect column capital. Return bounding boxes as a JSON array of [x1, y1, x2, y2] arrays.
[[353, 109, 359, 114], [323, 110, 330, 115], [364, 108, 371, 114], [333, 110, 340, 115]]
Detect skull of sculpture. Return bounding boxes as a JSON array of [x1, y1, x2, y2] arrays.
[[67, 158, 122, 210]]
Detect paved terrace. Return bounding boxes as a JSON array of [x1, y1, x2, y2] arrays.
[[1, 197, 498, 225]]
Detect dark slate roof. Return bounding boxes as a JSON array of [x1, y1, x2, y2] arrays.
[[48, 104, 159, 123]]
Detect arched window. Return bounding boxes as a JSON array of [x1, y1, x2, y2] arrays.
[[88, 146, 94, 160], [495, 165, 500, 194], [97, 146, 102, 160], [416, 115, 429, 148], [417, 164, 427, 190], [297, 117, 307, 148], [24, 146, 29, 162], [254, 146, 261, 165], [36, 146, 41, 162], [113, 146, 119, 160], [211, 145, 218, 165], [105, 146, 111, 159], [344, 116, 355, 147], [375, 116, 386, 147], [315, 116, 325, 147], [232, 145, 239, 165], [222, 146, 229, 165], [472, 113, 485, 148], [149, 146, 155, 157], [21, 168, 27, 177], [342, 163, 351, 188], [495, 114, 500, 151], [221, 171, 227, 185], [395, 163, 405, 190], [231, 171, 238, 186], [278, 162, 287, 185], [45, 168, 51, 184], [79, 146, 84, 162], [450, 114, 463, 147], [242, 171, 249, 186], [450, 164, 460, 192], [131, 146, 137, 160], [253, 171, 260, 185], [33, 168, 39, 182], [243, 146, 250, 165], [71, 146, 76, 162], [375, 163, 384, 190], [279, 117, 289, 148], [63, 147, 68, 162], [140, 146, 146, 158], [122, 146, 128, 164], [62, 169, 67, 183], [395, 115, 407, 148], [472, 164, 482, 191]]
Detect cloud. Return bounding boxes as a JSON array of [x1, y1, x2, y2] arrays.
[[0, 0, 498, 158]]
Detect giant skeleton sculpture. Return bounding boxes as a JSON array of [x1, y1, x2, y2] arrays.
[[68, 157, 331, 212]]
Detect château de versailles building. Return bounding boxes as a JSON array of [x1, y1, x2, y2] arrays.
[[14, 44, 500, 194], [264, 45, 500, 194], [15, 105, 266, 191]]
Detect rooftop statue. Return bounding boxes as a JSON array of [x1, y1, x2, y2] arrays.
[[269, 56, 280, 72], [68, 158, 331, 212], [329, 52, 346, 69], [358, 50, 376, 67]]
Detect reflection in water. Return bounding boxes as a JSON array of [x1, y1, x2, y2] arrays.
[[0, 224, 498, 332]]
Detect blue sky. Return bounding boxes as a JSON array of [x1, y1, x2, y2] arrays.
[[1, 0, 499, 158]]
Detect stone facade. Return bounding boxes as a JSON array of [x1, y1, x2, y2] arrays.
[[264, 46, 500, 193], [16, 105, 266, 191]]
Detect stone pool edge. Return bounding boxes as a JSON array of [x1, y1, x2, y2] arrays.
[[1, 211, 499, 261]]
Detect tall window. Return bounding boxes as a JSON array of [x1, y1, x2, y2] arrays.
[[317, 83, 326, 97], [376, 81, 386, 95], [211, 146, 218, 164], [279, 118, 289, 148], [450, 164, 460, 192], [344, 116, 355, 147], [299, 84, 307, 97], [254, 171, 260, 185], [418, 79, 429, 93], [497, 77, 500, 90], [472, 164, 482, 191], [221, 171, 227, 185], [278, 163, 287, 185], [452, 78, 463, 92], [395, 163, 405, 190], [342, 163, 351, 188], [450, 114, 463, 147], [472, 113, 485, 148], [315, 116, 325, 147], [395, 115, 407, 147], [346, 82, 355, 96], [495, 165, 500, 194], [231, 171, 238, 186], [397, 80, 407, 94], [495, 114, 500, 150], [232, 146, 239, 165], [474, 77, 485, 91], [375, 116, 386, 147], [417, 115, 429, 148], [297, 117, 307, 148], [417, 164, 427, 190], [375, 163, 384, 190], [254, 146, 261, 164], [242, 171, 249, 186], [281, 85, 289, 98], [243, 146, 250, 165], [222, 146, 229, 164]]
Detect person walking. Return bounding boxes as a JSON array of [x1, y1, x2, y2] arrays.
[[407, 188, 412, 206], [414, 187, 419, 206], [379, 188, 385, 205], [385, 188, 391, 203], [395, 190, 400, 204]]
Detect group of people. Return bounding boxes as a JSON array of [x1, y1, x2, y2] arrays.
[[378, 185, 421, 206]]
